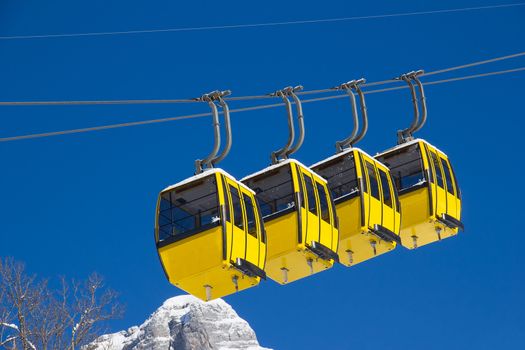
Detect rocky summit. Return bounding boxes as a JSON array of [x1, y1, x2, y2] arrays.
[[85, 295, 270, 350]]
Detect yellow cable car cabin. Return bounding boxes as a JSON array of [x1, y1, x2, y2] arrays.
[[155, 90, 266, 301], [376, 139, 463, 249], [312, 148, 401, 266], [374, 71, 463, 249], [242, 159, 339, 284], [155, 169, 267, 301], [310, 79, 400, 267]]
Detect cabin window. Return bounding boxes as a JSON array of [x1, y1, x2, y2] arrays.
[[440, 158, 455, 195], [221, 180, 230, 222], [157, 175, 219, 242], [379, 168, 393, 208], [391, 173, 401, 212], [229, 185, 244, 230], [366, 162, 380, 200], [303, 174, 318, 215], [359, 156, 368, 193], [243, 193, 257, 238], [244, 165, 296, 219], [316, 182, 331, 223], [377, 144, 426, 192], [429, 151, 444, 188], [314, 153, 359, 202]]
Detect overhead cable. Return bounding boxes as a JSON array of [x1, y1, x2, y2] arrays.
[[1, 66, 523, 143], [0, 3, 523, 40], [1, 51, 524, 107]]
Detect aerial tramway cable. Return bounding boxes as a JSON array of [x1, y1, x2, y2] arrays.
[[0, 66, 524, 142]]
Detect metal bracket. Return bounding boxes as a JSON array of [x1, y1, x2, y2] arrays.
[[332, 78, 367, 151], [270, 86, 304, 164], [194, 90, 232, 174], [395, 70, 425, 144]]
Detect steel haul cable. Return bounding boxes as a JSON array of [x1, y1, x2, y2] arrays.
[[1, 51, 524, 107], [1, 67, 524, 143]]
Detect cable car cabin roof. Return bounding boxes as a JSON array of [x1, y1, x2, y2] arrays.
[[375, 138, 448, 158], [161, 168, 256, 195], [310, 147, 389, 169], [241, 158, 328, 183]]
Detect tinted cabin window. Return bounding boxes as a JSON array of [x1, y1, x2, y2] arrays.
[[244, 165, 296, 219], [314, 153, 359, 202], [158, 175, 219, 242], [316, 182, 331, 223], [366, 162, 380, 200], [221, 180, 230, 222], [377, 144, 426, 192], [379, 169, 393, 207], [243, 193, 257, 237], [391, 173, 401, 212], [429, 151, 444, 188], [303, 175, 318, 215], [229, 185, 244, 229], [440, 157, 455, 195], [359, 156, 368, 193]]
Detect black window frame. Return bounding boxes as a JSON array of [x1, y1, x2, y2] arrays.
[[157, 175, 220, 244], [366, 161, 381, 200], [358, 155, 368, 194], [303, 174, 318, 215], [247, 164, 297, 220], [316, 181, 331, 223], [242, 192, 258, 238], [315, 153, 359, 203], [221, 179, 231, 222], [378, 168, 393, 208], [440, 157, 456, 195], [428, 150, 445, 189], [229, 185, 245, 230]]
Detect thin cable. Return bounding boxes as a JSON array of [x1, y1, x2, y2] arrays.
[[0, 98, 198, 106], [300, 67, 525, 104], [1, 51, 524, 106], [1, 67, 523, 143], [298, 50, 525, 95], [297, 79, 399, 96], [0, 3, 523, 40], [424, 51, 525, 76]]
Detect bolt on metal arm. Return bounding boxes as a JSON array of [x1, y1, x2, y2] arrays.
[[195, 92, 221, 174], [270, 87, 296, 164], [348, 79, 368, 146], [211, 91, 232, 166], [285, 86, 305, 157], [396, 70, 425, 144], [194, 90, 231, 174], [411, 71, 427, 133], [333, 78, 367, 152]]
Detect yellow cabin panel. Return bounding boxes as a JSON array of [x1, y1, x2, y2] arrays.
[[336, 198, 395, 266], [158, 227, 224, 281], [264, 211, 334, 284], [399, 185, 457, 249], [157, 225, 260, 300], [173, 265, 260, 301], [265, 211, 300, 259]]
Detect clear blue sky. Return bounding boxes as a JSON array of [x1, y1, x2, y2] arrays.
[[1, 1, 524, 349]]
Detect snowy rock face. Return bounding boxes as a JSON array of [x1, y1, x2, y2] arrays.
[[85, 295, 270, 350]]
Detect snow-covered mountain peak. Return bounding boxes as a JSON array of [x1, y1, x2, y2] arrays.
[[85, 295, 270, 350]]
